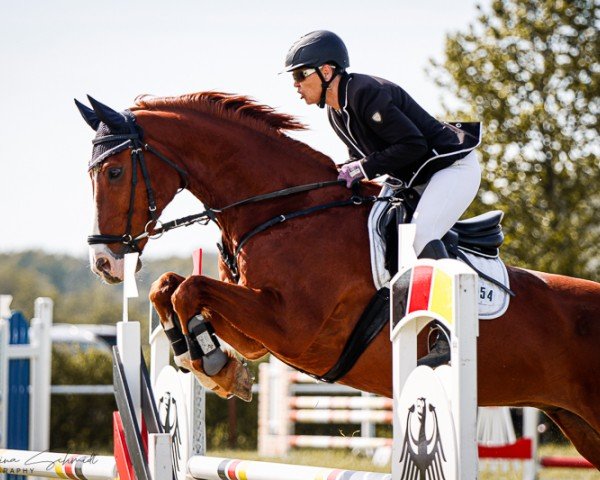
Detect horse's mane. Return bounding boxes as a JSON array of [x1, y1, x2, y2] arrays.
[[133, 92, 306, 134], [132, 92, 333, 165]]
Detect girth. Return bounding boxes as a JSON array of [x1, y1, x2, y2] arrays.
[[284, 286, 391, 384]]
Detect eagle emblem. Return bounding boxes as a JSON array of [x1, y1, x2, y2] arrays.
[[399, 397, 448, 479], [158, 391, 183, 474]]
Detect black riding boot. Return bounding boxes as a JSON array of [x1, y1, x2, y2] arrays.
[[418, 239, 449, 260], [416, 239, 451, 368]]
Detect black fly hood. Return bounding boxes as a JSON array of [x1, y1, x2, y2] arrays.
[[90, 111, 143, 169]]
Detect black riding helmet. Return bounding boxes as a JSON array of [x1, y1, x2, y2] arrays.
[[284, 30, 349, 108], [284, 30, 349, 71]]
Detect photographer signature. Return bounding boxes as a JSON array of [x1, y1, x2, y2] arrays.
[[0, 451, 100, 472]]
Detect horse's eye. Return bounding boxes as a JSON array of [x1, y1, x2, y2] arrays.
[[108, 167, 123, 180]]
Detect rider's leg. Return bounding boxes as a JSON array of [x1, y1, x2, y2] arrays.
[[411, 150, 481, 256], [418, 239, 450, 259], [412, 151, 481, 368]]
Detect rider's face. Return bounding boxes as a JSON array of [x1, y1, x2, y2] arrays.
[[293, 67, 322, 105]]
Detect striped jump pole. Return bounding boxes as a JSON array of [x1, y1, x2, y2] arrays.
[[0, 450, 117, 480], [289, 397, 393, 410], [290, 409, 393, 424], [288, 436, 392, 450], [187, 456, 392, 480]]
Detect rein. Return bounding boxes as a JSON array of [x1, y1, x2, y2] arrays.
[[88, 131, 387, 269], [143, 179, 351, 240]]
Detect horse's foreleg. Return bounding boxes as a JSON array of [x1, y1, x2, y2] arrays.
[[171, 275, 280, 402], [149, 272, 232, 398]]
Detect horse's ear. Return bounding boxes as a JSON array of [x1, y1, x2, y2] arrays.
[[74, 98, 100, 130], [87, 95, 126, 130]]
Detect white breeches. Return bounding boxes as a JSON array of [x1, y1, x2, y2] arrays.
[[411, 151, 481, 255]]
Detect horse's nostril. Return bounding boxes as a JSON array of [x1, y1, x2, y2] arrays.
[[96, 257, 109, 271]]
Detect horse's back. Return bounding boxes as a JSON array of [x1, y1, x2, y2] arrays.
[[477, 265, 600, 406], [510, 266, 600, 323]]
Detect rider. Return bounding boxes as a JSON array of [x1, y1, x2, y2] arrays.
[[284, 30, 482, 367]]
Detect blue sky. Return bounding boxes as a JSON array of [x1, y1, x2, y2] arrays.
[[0, 0, 484, 258]]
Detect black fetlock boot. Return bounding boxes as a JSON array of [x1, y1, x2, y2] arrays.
[[417, 322, 451, 368]]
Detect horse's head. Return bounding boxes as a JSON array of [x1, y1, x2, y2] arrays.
[[76, 96, 185, 283]]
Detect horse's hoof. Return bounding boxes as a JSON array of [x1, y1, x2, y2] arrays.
[[231, 360, 254, 402], [188, 359, 222, 392], [212, 385, 234, 399]]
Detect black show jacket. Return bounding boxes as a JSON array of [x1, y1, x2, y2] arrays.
[[327, 73, 482, 186]]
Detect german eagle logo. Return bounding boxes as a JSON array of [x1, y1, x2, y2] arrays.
[[158, 391, 183, 474], [399, 397, 448, 479]]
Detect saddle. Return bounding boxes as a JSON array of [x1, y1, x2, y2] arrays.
[[301, 186, 510, 385], [379, 188, 505, 277]]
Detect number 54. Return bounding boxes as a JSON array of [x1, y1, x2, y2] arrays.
[[480, 287, 493, 301]]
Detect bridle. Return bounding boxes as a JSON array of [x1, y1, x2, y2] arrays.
[[87, 131, 188, 253]]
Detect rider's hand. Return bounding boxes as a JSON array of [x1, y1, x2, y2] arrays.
[[337, 160, 366, 188]]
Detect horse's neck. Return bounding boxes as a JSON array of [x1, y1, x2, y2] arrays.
[[167, 114, 335, 232]]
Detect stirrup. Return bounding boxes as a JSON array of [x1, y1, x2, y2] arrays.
[[417, 323, 451, 368]]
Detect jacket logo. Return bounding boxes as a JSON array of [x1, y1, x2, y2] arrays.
[[399, 398, 447, 479], [371, 112, 382, 123]]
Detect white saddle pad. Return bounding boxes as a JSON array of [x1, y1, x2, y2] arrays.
[[368, 186, 511, 320]]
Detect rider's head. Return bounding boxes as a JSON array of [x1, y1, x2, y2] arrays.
[[284, 30, 349, 108]]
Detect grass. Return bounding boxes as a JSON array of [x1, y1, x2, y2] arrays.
[[209, 445, 600, 479]]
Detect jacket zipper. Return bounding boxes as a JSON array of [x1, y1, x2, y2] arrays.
[[330, 77, 367, 158]]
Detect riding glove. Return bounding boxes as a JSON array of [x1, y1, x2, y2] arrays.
[[338, 160, 366, 188]]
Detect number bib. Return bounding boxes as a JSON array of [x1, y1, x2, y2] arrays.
[[463, 252, 511, 319]]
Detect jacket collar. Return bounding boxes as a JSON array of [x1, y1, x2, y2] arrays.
[[336, 72, 351, 110]]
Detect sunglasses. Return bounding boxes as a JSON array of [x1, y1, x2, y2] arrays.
[[292, 68, 317, 82]]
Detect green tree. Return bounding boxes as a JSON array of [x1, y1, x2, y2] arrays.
[[432, 0, 598, 280]]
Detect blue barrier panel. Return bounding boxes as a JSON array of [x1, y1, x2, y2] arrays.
[[7, 311, 30, 480]]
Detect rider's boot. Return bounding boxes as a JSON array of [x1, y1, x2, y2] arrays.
[[416, 239, 451, 368], [417, 238, 450, 260]]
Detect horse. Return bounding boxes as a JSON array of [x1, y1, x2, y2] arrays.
[[76, 92, 600, 468]]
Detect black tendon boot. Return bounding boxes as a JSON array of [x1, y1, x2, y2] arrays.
[[417, 239, 451, 367]]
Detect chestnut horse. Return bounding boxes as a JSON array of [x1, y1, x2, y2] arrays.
[[78, 93, 600, 468]]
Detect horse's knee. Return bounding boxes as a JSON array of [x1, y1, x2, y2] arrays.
[[172, 276, 207, 320], [150, 272, 185, 305]]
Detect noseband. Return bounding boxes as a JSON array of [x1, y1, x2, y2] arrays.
[[87, 127, 189, 253]]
